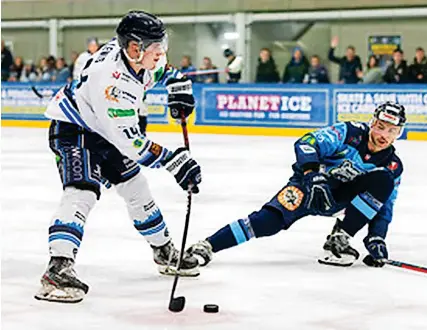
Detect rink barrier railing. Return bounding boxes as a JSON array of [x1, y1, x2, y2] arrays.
[[2, 82, 427, 140]]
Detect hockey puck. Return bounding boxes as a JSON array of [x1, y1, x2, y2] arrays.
[[203, 304, 219, 313]]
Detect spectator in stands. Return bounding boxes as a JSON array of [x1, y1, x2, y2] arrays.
[[1, 40, 14, 81], [224, 48, 243, 83], [282, 47, 309, 83], [40, 55, 57, 82], [358, 55, 383, 84], [408, 47, 427, 83], [197, 56, 219, 83], [73, 37, 99, 80], [303, 55, 329, 84], [255, 48, 280, 83], [68, 51, 79, 82], [20, 60, 38, 82], [53, 57, 70, 83], [383, 48, 409, 84], [8, 56, 24, 82], [180, 55, 197, 82], [328, 36, 362, 84]]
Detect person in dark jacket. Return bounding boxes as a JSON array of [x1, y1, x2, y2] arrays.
[[408, 47, 427, 83], [328, 36, 362, 84], [303, 55, 329, 84], [197, 56, 219, 83], [255, 48, 280, 83], [383, 48, 409, 84], [1, 40, 14, 81], [180, 55, 197, 82], [282, 47, 309, 83]]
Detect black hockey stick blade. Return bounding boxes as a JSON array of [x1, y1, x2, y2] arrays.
[[169, 294, 186, 313]]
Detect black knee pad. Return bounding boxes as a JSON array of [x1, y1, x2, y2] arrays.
[[248, 206, 285, 238]]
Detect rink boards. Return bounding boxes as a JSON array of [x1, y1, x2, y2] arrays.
[[2, 82, 427, 140]]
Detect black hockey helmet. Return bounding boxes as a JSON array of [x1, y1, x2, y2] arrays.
[[374, 102, 406, 127], [116, 10, 167, 51]]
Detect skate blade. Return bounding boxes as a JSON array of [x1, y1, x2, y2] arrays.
[[158, 265, 200, 277], [318, 251, 355, 267], [34, 284, 85, 303]]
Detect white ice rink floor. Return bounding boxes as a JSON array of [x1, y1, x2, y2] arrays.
[[1, 127, 427, 330]]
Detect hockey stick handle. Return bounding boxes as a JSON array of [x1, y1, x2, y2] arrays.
[[168, 110, 193, 308], [385, 259, 427, 274]]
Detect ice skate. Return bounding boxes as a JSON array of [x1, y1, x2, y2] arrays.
[[318, 221, 359, 267], [187, 240, 213, 267], [152, 240, 199, 277], [35, 257, 89, 303]]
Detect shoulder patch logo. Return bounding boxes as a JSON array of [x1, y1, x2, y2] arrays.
[[388, 161, 398, 171], [112, 71, 121, 79], [277, 186, 304, 211]]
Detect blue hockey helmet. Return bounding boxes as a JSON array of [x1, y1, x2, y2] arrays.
[[373, 102, 406, 127], [116, 10, 167, 53]]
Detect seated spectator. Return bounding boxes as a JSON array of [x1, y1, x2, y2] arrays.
[[197, 57, 219, 83], [328, 36, 362, 84], [40, 55, 57, 82], [53, 57, 70, 83], [383, 48, 409, 84], [8, 56, 24, 82], [1, 40, 14, 81], [20, 60, 38, 82], [408, 47, 427, 83], [303, 55, 329, 84], [255, 48, 280, 83], [224, 48, 243, 83], [180, 55, 197, 82], [359, 55, 383, 84], [282, 47, 309, 83]]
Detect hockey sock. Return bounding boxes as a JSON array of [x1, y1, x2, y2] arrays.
[[116, 173, 170, 247], [341, 170, 394, 236], [49, 187, 97, 259], [207, 206, 284, 253]]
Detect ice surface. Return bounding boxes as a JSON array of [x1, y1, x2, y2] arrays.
[[2, 127, 427, 330]]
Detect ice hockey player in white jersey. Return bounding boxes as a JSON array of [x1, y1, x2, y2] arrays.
[[35, 10, 202, 303]]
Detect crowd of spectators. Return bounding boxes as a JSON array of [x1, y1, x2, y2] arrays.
[[2, 36, 426, 85], [255, 36, 427, 85]]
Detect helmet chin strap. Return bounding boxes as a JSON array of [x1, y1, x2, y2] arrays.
[[123, 48, 144, 64]]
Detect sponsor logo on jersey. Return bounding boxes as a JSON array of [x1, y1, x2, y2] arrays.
[[107, 108, 135, 118], [112, 71, 121, 79], [299, 145, 316, 154], [149, 142, 162, 156], [388, 161, 398, 171], [133, 139, 143, 148], [105, 85, 137, 104], [364, 154, 371, 161], [277, 186, 304, 211], [105, 85, 119, 102]]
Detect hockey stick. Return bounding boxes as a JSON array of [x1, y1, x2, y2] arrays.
[[168, 111, 194, 313], [385, 259, 427, 274], [31, 86, 44, 99]]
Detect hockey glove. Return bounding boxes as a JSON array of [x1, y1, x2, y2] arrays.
[[166, 77, 195, 119], [303, 172, 334, 213], [363, 236, 388, 268], [162, 147, 201, 193]]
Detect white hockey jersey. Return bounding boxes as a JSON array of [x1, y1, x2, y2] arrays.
[[45, 39, 183, 167]]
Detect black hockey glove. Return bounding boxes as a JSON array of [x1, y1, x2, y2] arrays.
[[303, 171, 334, 213], [162, 147, 201, 193], [363, 236, 388, 268], [166, 77, 195, 119]]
